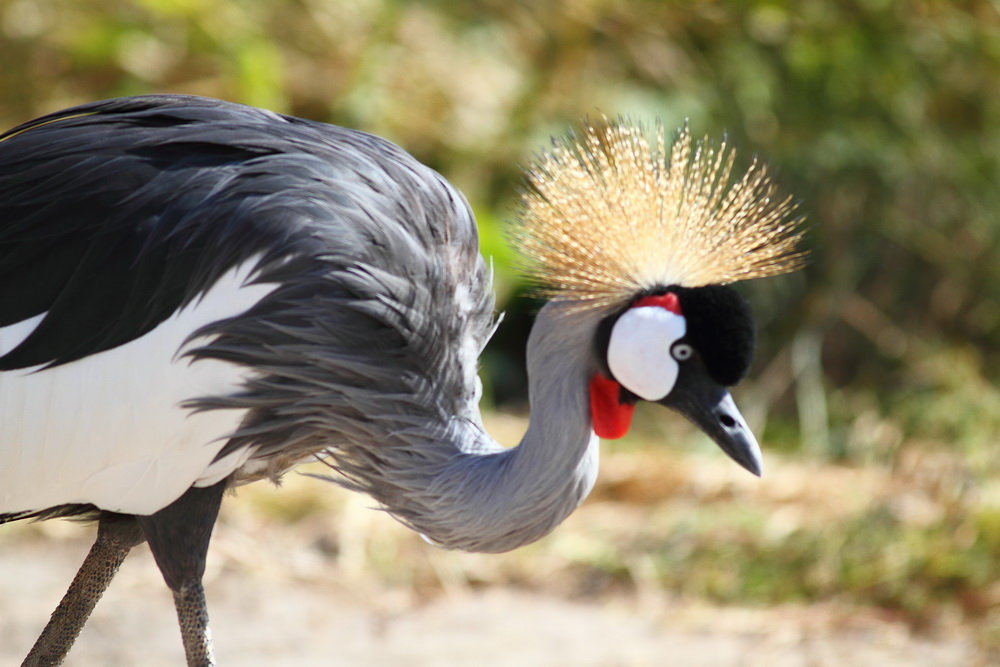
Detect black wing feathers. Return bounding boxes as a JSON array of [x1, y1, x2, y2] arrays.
[[0, 95, 325, 369]]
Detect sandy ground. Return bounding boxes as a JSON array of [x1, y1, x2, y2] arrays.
[[2, 429, 990, 667], [0, 528, 979, 667]]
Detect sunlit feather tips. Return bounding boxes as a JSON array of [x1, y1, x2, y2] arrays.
[[512, 119, 805, 311]]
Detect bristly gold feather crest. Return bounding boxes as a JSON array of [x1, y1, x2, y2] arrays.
[[511, 119, 806, 312]]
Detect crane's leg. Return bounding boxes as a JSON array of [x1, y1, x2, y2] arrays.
[[137, 480, 227, 667], [22, 513, 145, 667]]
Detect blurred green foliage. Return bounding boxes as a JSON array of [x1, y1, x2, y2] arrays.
[[2, 0, 999, 638], [3, 0, 998, 430]]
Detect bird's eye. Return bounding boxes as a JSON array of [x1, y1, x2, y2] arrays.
[[671, 343, 693, 361]]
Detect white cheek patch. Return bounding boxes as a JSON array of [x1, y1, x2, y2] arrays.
[[607, 306, 686, 401]]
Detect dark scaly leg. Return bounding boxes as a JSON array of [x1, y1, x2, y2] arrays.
[[137, 480, 227, 667], [22, 513, 145, 667]]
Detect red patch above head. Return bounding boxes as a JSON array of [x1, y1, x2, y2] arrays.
[[632, 292, 682, 314]]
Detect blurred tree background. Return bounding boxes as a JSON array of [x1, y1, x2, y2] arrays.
[[2, 0, 1000, 654]]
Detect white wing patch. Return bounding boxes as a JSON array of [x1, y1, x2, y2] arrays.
[[0, 259, 278, 516], [607, 306, 686, 401], [0, 312, 46, 357]]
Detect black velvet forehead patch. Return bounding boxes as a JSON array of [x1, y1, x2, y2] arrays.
[[671, 284, 756, 386], [595, 284, 756, 389]]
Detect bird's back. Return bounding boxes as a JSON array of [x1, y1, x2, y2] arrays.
[[0, 95, 494, 519]]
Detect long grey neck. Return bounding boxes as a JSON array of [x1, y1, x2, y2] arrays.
[[387, 302, 602, 554]]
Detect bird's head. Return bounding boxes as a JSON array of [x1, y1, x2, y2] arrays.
[[513, 119, 805, 476]]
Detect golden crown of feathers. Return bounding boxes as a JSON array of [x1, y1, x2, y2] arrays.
[[512, 119, 805, 311]]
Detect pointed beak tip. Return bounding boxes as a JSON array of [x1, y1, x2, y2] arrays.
[[721, 422, 763, 478], [732, 449, 763, 478], [657, 377, 765, 479]]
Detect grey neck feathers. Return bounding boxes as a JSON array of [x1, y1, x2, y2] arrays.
[[180, 135, 604, 554], [327, 302, 602, 554]]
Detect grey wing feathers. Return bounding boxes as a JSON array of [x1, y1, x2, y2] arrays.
[[0, 94, 495, 480], [199, 159, 496, 472]]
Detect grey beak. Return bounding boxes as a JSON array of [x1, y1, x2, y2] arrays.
[[658, 365, 763, 477]]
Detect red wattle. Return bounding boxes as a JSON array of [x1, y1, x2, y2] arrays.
[[633, 292, 682, 314], [588, 373, 635, 439]]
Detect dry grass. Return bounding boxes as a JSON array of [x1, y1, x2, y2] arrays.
[[1, 410, 996, 665]]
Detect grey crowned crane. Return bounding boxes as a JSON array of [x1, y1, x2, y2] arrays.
[[0, 95, 804, 666]]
